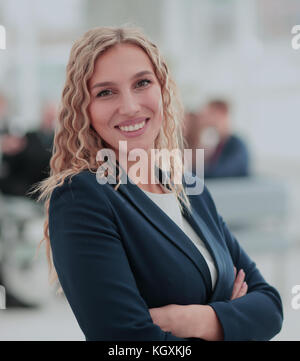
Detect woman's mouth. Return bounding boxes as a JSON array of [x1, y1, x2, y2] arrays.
[[115, 118, 150, 138]]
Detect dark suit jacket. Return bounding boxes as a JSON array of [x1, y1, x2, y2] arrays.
[[0, 130, 53, 198], [49, 168, 283, 341], [204, 134, 250, 179]]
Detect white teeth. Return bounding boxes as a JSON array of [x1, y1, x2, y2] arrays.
[[119, 120, 146, 132]]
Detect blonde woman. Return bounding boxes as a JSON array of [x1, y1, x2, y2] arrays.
[[36, 27, 283, 341]]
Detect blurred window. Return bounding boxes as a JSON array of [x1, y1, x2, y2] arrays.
[[257, 0, 300, 42], [208, 0, 235, 48]]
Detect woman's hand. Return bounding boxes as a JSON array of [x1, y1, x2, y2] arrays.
[[231, 267, 248, 300], [149, 304, 223, 340], [149, 304, 194, 338]]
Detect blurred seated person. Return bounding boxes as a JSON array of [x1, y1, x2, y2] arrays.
[[0, 97, 56, 308], [188, 100, 250, 179], [0, 103, 55, 199]]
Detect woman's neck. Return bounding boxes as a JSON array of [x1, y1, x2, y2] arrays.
[[137, 181, 168, 194], [117, 152, 170, 194]]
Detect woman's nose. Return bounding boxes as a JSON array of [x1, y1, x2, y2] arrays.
[[118, 91, 141, 116]]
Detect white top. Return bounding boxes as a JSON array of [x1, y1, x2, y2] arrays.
[[141, 186, 218, 291]]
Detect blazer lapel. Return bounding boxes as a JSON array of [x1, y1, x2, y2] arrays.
[[181, 202, 227, 302], [114, 164, 214, 297], [181, 173, 233, 302]]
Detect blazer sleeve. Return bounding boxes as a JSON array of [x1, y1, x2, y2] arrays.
[[205, 189, 283, 340], [49, 174, 186, 341]]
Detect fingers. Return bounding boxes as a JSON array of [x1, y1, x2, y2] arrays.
[[236, 281, 248, 299], [231, 268, 244, 300], [239, 281, 248, 297], [231, 268, 248, 300]]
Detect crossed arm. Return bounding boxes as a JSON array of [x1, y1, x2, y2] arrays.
[[149, 267, 247, 340], [149, 214, 283, 341], [49, 175, 283, 341]]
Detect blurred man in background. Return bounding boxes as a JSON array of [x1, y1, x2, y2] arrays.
[[184, 99, 250, 179]]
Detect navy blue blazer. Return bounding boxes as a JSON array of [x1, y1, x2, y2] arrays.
[[204, 134, 250, 179], [49, 168, 283, 341]]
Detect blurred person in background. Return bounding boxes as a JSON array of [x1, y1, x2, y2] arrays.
[[0, 99, 55, 308], [1, 93, 32, 308], [0, 102, 55, 199], [185, 99, 250, 179]]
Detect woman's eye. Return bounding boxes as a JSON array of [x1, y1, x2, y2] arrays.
[[136, 79, 151, 88], [96, 89, 113, 98]]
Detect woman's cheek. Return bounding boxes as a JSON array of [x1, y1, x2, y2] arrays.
[[149, 96, 163, 121], [90, 103, 108, 128]]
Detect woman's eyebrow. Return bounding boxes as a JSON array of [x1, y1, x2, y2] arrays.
[[90, 70, 154, 90]]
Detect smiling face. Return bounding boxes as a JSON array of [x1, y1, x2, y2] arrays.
[[88, 43, 163, 160]]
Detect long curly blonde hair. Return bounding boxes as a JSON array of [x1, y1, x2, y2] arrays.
[[34, 26, 192, 291]]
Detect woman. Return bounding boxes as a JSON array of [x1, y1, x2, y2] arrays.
[[35, 26, 283, 341]]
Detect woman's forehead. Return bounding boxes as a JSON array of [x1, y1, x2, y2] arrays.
[[91, 43, 155, 81]]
